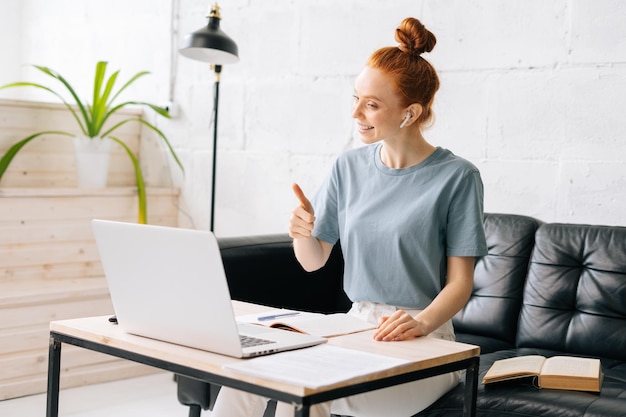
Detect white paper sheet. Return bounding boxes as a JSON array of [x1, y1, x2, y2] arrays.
[[224, 344, 410, 388]]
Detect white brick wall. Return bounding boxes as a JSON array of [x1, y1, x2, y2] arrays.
[[2, 0, 625, 235], [184, 0, 626, 235]]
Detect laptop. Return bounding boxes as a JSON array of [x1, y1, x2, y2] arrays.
[[91, 219, 327, 358]]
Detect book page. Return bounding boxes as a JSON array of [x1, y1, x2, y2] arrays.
[[539, 356, 602, 392], [238, 310, 375, 337], [541, 356, 599, 378], [274, 313, 374, 337], [482, 355, 545, 383]]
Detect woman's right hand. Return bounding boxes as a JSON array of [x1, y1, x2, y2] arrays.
[[289, 183, 316, 239], [289, 183, 334, 271]]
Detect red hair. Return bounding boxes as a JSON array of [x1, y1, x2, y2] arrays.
[[367, 18, 439, 127]]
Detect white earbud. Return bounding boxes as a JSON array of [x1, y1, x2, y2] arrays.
[[399, 112, 411, 128]]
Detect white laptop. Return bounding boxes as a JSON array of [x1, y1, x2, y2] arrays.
[[91, 219, 327, 358]]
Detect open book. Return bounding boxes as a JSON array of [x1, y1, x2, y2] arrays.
[[482, 355, 603, 392], [237, 309, 376, 338]]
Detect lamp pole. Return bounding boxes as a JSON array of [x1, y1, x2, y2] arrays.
[[179, 3, 239, 233], [209, 65, 222, 231]]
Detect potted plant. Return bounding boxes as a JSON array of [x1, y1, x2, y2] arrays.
[[0, 61, 184, 224]]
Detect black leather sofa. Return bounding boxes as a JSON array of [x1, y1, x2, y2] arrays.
[[177, 213, 626, 417]]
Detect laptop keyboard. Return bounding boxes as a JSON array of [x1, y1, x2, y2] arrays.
[[240, 334, 275, 348]]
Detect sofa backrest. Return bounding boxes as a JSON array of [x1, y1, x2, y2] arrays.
[[218, 234, 352, 314], [516, 223, 626, 361], [453, 213, 541, 345]]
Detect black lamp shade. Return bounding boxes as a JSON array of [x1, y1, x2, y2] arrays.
[[179, 7, 239, 64]]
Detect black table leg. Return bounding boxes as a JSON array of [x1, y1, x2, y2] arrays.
[[294, 404, 310, 417], [46, 335, 62, 417], [187, 404, 201, 417], [463, 357, 479, 417]]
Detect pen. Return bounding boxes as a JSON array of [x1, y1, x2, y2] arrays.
[[257, 312, 300, 321]]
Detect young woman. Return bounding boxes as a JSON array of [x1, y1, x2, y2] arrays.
[[211, 17, 487, 417]]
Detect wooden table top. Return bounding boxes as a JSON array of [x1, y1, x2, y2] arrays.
[[50, 301, 480, 397]]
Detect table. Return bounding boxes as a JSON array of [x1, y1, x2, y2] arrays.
[[46, 302, 480, 417]]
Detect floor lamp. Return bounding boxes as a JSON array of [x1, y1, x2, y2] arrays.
[[179, 3, 239, 232]]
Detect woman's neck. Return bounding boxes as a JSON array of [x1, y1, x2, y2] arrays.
[[379, 134, 436, 169]]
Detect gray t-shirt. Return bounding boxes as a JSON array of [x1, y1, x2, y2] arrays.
[[312, 143, 488, 309]]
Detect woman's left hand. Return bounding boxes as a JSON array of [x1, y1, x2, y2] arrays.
[[373, 310, 428, 341]]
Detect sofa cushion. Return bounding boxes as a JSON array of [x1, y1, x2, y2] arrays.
[[455, 332, 516, 354], [517, 223, 626, 361], [453, 213, 541, 347], [416, 348, 626, 417]]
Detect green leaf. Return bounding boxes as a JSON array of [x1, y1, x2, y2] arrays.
[[108, 71, 150, 106], [0, 131, 74, 181], [101, 118, 184, 175], [91, 63, 120, 135], [33, 65, 92, 136], [92, 61, 107, 112], [0, 80, 88, 136], [110, 136, 147, 224], [90, 61, 108, 136]]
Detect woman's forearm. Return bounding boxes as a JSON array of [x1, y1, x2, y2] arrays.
[[293, 236, 333, 272], [414, 256, 475, 334]]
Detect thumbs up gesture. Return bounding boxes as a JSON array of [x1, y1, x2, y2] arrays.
[[289, 183, 316, 239]]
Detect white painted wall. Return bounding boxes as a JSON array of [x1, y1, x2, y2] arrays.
[[1, 0, 171, 102], [0, 1, 21, 84], [2, 0, 625, 236]]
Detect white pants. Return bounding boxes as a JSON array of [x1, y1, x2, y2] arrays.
[[211, 302, 460, 417]]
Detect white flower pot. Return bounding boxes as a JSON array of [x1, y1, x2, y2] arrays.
[[72, 136, 112, 188]]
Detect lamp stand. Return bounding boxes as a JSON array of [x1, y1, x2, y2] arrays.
[[210, 64, 222, 232], [179, 2, 238, 233]]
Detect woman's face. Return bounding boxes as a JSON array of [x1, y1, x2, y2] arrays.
[[352, 66, 406, 144]]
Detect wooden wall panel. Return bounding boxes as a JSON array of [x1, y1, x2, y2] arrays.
[[0, 99, 180, 400], [0, 98, 141, 188]]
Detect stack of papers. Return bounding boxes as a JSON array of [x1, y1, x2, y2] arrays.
[[224, 344, 410, 388]]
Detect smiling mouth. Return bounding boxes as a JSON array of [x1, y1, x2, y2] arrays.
[[358, 123, 374, 131]]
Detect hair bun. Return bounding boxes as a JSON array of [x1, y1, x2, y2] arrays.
[[395, 17, 436, 57]]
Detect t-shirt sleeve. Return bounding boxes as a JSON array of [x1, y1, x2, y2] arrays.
[[446, 170, 488, 257], [311, 165, 340, 245]]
